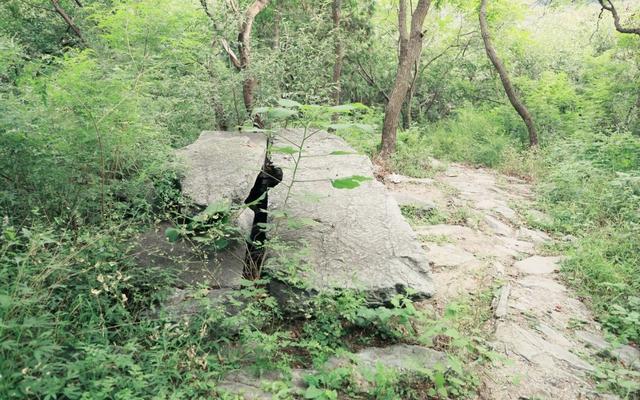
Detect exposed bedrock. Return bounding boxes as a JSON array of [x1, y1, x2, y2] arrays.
[[266, 129, 434, 304], [135, 129, 434, 313]]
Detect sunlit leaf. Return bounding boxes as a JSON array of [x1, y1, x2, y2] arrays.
[[272, 146, 298, 155], [331, 175, 372, 189], [277, 98, 301, 108], [165, 227, 180, 242], [328, 103, 368, 113]]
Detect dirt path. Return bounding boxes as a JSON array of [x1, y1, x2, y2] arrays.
[[385, 161, 635, 400]]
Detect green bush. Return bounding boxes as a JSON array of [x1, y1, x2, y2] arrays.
[[537, 132, 640, 342]]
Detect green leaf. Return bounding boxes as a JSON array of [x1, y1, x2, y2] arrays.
[[272, 146, 298, 155], [253, 107, 269, 114], [0, 294, 11, 308], [327, 123, 374, 134], [304, 386, 325, 399], [165, 227, 180, 242], [329, 150, 355, 155], [204, 200, 230, 215], [331, 175, 372, 189], [213, 238, 230, 250], [328, 103, 368, 113], [277, 98, 301, 108]]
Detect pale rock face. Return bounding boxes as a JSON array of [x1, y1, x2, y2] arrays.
[[177, 131, 267, 207], [268, 129, 434, 304]]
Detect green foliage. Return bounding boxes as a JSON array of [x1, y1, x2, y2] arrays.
[[534, 132, 640, 343], [1, 0, 640, 397], [386, 106, 519, 177]]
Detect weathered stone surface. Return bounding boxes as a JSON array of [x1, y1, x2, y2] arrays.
[[576, 331, 640, 371], [494, 284, 511, 319], [518, 275, 566, 293], [423, 243, 480, 269], [496, 322, 594, 372], [268, 129, 434, 303], [132, 211, 252, 288], [177, 131, 267, 207], [498, 236, 536, 255], [391, 191, 437, 212], [217, 368, 309, 399], [514, 256, 563, 275], [517, 227, 551, 244], [484, 214, 514, 237], [415, 224, 519, 262], [386, 173, 435, 185], [325, 344, 447, 373]]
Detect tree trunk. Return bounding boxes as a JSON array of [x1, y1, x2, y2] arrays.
[[238, 0, 270, 114], [479, 0, 538, 147], [401, 50, 422, 129], [380, 0, 431, 158], [331, 0, 343, 107]]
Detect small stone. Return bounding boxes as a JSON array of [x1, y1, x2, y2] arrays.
[[575, 330, 609, 353], [391, 191, 437, 212], [517, 227, 551, 244], [514, 256, 563, 275], [387, 173, 404, 184], [518, 275, 566, 293], [610, 345, 640, 371], [494, 284, 511, 319], [576, 331, 640, 371], [499, 237, 536, 255], [424, 244, 480, 269], [484, 214, 514, 237]]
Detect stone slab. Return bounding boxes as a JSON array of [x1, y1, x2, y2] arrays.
[[268, 129, 434, 304], [217, 368, 309, 399], [424, 243, 480, 269], [132, 216, 250, 289], [391, 191, 437, 212], [484, 214, 514, 237], [177, 131, 267, 207], [496, 322, 594, 372], [325, 344, 447, 373], [514, 256, 563, 275]]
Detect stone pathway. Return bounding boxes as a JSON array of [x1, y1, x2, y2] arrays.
[[385, 162, 639, 400]]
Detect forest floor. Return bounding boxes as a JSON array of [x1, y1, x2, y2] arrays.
[[384, 160, 636, 400]]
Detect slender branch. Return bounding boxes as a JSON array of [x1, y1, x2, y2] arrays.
[[598, 0, 640, 36], [353, 57, 390, 102], [50, 0, 85, 42]]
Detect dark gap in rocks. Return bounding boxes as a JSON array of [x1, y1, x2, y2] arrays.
[[243, 154, 283, 279]]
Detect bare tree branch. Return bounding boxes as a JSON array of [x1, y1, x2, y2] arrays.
[[50, 0, 85, 43], [598, 0, 640, 36], [353, 57, 390, 102]]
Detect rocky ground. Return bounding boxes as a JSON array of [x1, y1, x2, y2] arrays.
[[146, 131, 638, 399], [385, 160, 639, 400]]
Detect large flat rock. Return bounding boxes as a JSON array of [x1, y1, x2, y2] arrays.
[[268, 129, 434, 303], [132, 219, 248, 289], [177, 131, 267, 207]]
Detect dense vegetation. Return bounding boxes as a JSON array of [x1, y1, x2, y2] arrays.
[[1, 0, 638, 398]]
